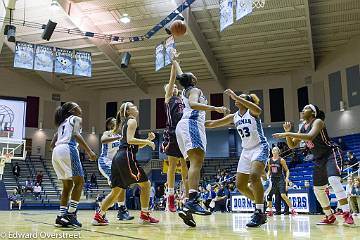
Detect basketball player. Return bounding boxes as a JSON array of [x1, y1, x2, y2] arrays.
[[175, 56, 228, 227], [98, 117, 134, 221], [92, 102, 159, 225], [273, 104, 355, 226], [162, 52, 189, 212], [266, 147, 297, 216], [51, 102, 97, 228], [205, 89, 269, 227]]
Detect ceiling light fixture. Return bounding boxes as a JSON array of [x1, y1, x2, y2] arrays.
[[120, 13, 130, 24]]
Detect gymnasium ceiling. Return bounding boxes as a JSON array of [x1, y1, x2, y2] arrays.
[[0, 0, 360, 92]]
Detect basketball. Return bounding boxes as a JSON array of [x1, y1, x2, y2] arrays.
[[170, 20, 187, 37]]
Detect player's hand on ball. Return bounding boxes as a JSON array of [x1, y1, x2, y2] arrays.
[[224, 89, 236, 98], [147, 132, 156, 141], [283, 122, 292, 132]]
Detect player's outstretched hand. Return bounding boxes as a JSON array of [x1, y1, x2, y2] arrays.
[[147, 132, 156, 141], [283, 122, 292, 132], [224, 89, 236, 100], [88, 150, 97, 161], [148, 141, 156, 150], [272, 133, 287, 139], [170, 49, 180, 62], [215, 106, 230, 114]]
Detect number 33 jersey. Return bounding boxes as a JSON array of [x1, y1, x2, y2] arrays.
[[56, 115, 82, 147], [233, 109, 267, 149]]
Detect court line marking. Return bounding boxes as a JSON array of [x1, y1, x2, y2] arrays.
[[24, 219, 147, 240]]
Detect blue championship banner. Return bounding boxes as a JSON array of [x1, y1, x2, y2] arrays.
[[155, 43, 165, 71], [55, 48, 73, 75], [14, 42, 34, 70], [164, 36, 175, 67], [219, 0, 234, 32], [236, 0, 253, 21], [74, 51, 92, 77], [34, 45, 53, 72], [231, 193, 309, 213]]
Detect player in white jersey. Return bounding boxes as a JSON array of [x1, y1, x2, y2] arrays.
[[50, 102, 97, 228], [174, 56, 229, 227], [205, 89, 269, 227], [98, 117, 134, 221]]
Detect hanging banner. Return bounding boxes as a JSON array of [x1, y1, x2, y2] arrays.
[[219, 0, 234, 32], [34, 45, 54, 72], [74, 51, 92, 77], [164, 36, 176, 67], [236, 0, 253, 21], [54, 48, 73, 75], [13, 42, 34, 70], [155, 43, 165, 71]]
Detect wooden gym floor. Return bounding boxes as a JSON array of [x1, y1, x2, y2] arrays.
[[0, 210, 358, 240]]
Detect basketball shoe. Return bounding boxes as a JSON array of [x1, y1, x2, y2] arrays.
[[183, 194, 211, 216], [178, 209, 196, 227], [246, 209, 267, 227], [92, 211, 109, 226], [140, 211, 159, 224], [342, 212, 355, 227], [117, 206, 134, 220], [316, 214, 337, 225], [167, 195, 177, 212]]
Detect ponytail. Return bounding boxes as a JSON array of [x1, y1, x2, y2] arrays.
[[113, 102, 131, 133], [54, 102, 79, 127], [54, 106, 62, 127]]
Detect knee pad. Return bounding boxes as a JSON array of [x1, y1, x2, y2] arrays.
[[314, 185, 330, 208], [328, 176, 347, 200]]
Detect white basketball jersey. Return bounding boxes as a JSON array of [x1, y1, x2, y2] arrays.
[[100, 131, 121, 161], [55, 115, 82, 146], [181, 87, 207, 124], [233, 110, 267, 149]]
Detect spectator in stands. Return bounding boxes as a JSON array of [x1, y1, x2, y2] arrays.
[[90, 173, 98, 189], [288, 181, 299, 190], [133, 185, 141, 210], [9, 188, 22, 210], [95, 192, 106, 210], [33, 182, 42, 199], [347, 152, 359, 174], [350, 177, 360, 214], [346, 177, 356, 213], [0, 158, 5, 180], [24, 176, 33, 193], [36, 171, 43, 185], [214, 184, 228, 212], [203, 185, 216, 211], [12, 163, 20, 183]]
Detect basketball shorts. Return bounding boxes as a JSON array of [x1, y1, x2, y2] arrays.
[[237, 143, 269, 174], [98, 157, 112, 186], [267, 178, 286, 201], [312, 149, 341, 186], [162, 130, 183, 158], [52, 144, 84, 180], [175, 119, 207, 160], [110, 148, 148, 189]]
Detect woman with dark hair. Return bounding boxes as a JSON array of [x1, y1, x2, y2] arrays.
[[97, 117, 134, 221], [174, 53, 229, 227], [273, 104, 354, 226], [51, 102, 97, 228], [92, 102, 159, 225], [205, 89, 269, 227]]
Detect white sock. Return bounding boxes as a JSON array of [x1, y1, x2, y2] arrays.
[[189, 189, 197, 193], [256, 204, 264, 213], [168, 188, 174, 195], [59, 206, 67, 216], [324, 209, 332, 216], [68, 200, 79, 213], [141, 208, 149, 212], [118, 202, 125, 207], [340, 204, 350, 212]]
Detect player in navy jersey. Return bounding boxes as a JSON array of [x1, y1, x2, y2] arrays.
[[51, 102, 97, 228], [273, 104, 354, 226], [98, 117, 134, 221], [205, 89, 269, 227], [162, 51, 189, 212], [266, 147, 297, 216]]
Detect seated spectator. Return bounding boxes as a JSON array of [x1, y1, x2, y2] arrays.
[[36, 171, 43, 185], [349, 177, 360, 214], [33, 183, 42, 199], [348, 152, 359, 174], [204, 184, 216, 211], [90, 173, 98, 189], [12, 163, 20, 183], [214, 184, 228, 212], [84, 180, 92, 198], [346, 177, 355, 213], [24, 176, 33, 193], [288, 181, 299, 190], [9, 189, 22, 210], [95, 192, 106, 210]]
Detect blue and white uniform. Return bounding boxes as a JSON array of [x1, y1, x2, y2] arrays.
[[52, 115, 84, 180], [234, 110, 269, 174], [98, 131, 121, 185], [176, 87, 207, 159]]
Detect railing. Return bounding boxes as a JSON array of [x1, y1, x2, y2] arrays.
[[342, 162, 360, 179]]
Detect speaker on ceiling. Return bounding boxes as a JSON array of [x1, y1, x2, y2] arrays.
[[42, 20, 57, 41], [121, 52, 131, 68]]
